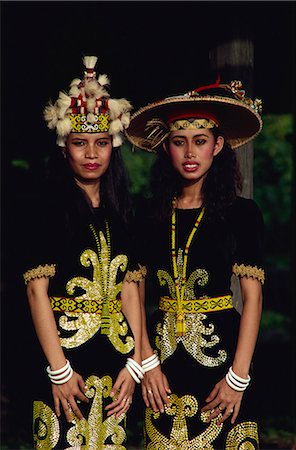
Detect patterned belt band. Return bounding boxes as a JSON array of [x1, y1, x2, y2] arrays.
[[159, 295, 233, 314], [49, 296, 122, 314]]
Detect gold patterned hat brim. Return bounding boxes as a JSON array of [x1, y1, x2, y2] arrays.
[[125, 95, 263, 152]]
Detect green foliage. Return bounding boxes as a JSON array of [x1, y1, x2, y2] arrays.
[[259, 309, 292, 343], [254, 114, 293, 226], [11, 159, 30, 170], [121, 142, 156, 196]]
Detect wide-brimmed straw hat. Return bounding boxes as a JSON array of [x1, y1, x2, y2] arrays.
[[125, 79, 262, 151]]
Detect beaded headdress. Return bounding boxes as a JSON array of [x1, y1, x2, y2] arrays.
[[44, 56, 132, 147], [125, 78, 262, 151]]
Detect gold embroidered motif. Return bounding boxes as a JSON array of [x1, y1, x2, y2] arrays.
[[67, 375, 127, 449], [156, 254, 227, 366], [124, 264, 147, 282], [155, 312, 227, 366], [33, 401, 60, 449], [23, 264, 56, 284], [232, 263, 265, 285], [157, 250, 208, 301], [145, 393, 223, 449], [33, 376, 127, 449], [58, 224, 134, 353], [226, 421, 259, 449]]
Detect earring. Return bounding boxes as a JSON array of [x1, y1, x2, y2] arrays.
[[62, 149, 66, 159]]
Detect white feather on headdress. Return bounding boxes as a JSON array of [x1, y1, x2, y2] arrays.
[[44, 102, 59, 129], [109, 118, 123, 134], [56, 92, 71, 118], [121, 112, 131, 129], [83, 56, 98, 70], [108, 98, 132, 120], [70, 78, 81, 87], [56, 117, 72, 137], [86, 113, 97, 124], [86, 97, 97, 113], [84, 79, 101, 97], [112, 134, 123, 148], [69, 84, 81, 97], [98, 74, 110, 87]]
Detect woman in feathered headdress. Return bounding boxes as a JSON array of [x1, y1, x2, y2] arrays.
[[127, 79, 265, 449], [23, 56, 144, 449]]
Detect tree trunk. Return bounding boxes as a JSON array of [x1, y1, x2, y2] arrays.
[[210, 39, 255, 312]]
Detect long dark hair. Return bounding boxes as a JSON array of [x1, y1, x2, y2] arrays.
[[150, 128, 242, 221], [44, 145, 132, 227]]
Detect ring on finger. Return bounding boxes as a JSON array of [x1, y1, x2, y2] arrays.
[[122, 398, 127, 403], [228, 408, 234, 414], [147, 389, 153, 395], [217, 405, 223, 411]]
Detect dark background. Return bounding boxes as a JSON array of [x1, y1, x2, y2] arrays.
[[1, 1, 295, 448]]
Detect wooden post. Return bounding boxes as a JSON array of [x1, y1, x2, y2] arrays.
[[210, 39, 255, 312]]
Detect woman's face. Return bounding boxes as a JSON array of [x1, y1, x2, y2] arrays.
[[65, 132, 112, 184], [167, 128, 224, 183]]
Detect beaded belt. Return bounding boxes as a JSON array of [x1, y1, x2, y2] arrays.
[[49, 296, 122, 314], [159, 295, 233, 336]]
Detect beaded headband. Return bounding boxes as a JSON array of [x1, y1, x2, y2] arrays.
[[44, 56, 132, 147]]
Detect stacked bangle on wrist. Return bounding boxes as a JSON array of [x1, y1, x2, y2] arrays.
[[225, 366, 251, 392], [46, 360, 74, 385], [142, 354, 160, 373], [125, 358, 144, 384]]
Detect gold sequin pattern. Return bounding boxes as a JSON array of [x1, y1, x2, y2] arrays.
[[33, 375, 127, 449], [155, 312, 227, 366], [124, 264, 147, 282], [67, 375, 127, 449], [225, 421, 259, 449], [33, 401, 60, 449], [232, 263, 265, 285], [57, 223, 134, 352], [59, 310, 134, 353], [145, 393, 223, 449], [23, 264, 56, 284]]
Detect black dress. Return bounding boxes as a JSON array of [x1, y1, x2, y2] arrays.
[[137, 197, 265, 450], [23, 187, 144, 450]]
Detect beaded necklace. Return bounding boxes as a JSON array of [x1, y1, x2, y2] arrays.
[[171, 200, 205, 336]]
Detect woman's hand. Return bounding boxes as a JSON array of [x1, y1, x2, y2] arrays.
[[201, 377, 244, 425], [142, 366, 171, 413], [105, 367, 135, 418], [52, 371, 89, 422]]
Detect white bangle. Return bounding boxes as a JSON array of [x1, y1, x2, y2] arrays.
[[227, 371, 248, 389], [229, 366, 250, 384], [142, 354, 160, 373], [50, 368, 74, 385], [142, 354, 157, 365], [143, 359, 160, 372], [127, 358, 144, 380], [46, 360, 70, 376], [125, 363, 141, 384], [226, 373, 247, 391]]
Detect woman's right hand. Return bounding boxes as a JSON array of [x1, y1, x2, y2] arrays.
[[52, 371, 89, 422], [142, 366, 171, 413]]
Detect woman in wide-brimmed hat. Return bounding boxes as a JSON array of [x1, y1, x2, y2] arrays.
[[23, 56, 145, 449], [127, 79, 264, 449]]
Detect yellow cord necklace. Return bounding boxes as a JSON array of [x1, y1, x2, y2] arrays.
[[171, 199, 205, 336]]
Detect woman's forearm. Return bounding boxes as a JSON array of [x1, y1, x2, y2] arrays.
[[138, 280, 154, 359], [27, 277, 66, 371], [121, 280, 142, 362], [232, 277, 263, 378]]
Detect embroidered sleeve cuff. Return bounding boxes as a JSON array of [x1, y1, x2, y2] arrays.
[[124, 264, 147, 283], [23, 264, 56, 285], [232, 263, 265, 285]]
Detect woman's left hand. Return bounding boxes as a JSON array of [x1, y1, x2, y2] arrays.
[[105, 367, 135, 418], [201, 377, 244, 425]]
